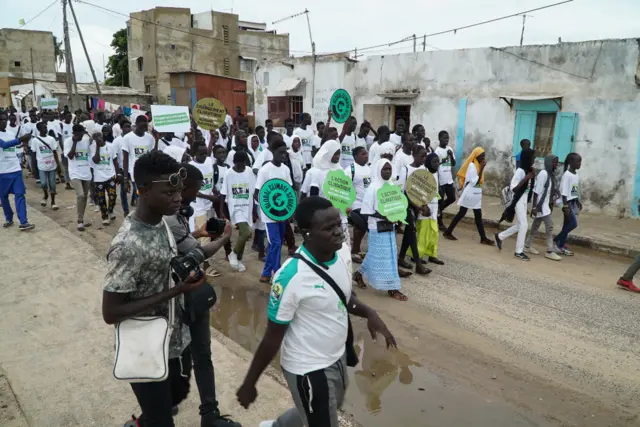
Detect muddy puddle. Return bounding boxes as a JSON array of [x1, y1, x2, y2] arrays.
[[211, 284, 549, 427]]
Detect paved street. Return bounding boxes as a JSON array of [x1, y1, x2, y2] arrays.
[[0, 176, 638, 427]]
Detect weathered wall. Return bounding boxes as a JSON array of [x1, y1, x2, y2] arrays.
[[255, 39, 640, 217]]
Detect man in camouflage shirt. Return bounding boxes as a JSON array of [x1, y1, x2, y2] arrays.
[[102, 151, 205, 427]]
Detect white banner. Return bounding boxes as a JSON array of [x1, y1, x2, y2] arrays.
[[150, 105, 191, 133], [40, 97, 58, 110]]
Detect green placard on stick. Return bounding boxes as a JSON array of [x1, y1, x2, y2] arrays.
[[377, 182, 408, 223], [329, 89, 352, 124], [322, 169, 356, 214], [259, 178, 297, 221]]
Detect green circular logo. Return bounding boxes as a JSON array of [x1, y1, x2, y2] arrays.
[[330, 89, 352, 124], [259, 179, 297, 221]]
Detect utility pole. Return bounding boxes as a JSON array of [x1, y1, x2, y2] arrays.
[[68, 0, 102, 97], [413, 34, 417, 52], [29, 48, 37, 109], [423, 35, 426, 51], [520, 14, 530, 46], [62, 0, 74, 109]]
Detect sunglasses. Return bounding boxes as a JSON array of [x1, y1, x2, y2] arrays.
[[151, 167, 187, 187]]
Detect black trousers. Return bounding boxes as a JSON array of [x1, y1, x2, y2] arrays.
[[130, 346, 192, 427], [438, 183, 456, 223], [189, 309, 220, 419], [399, 207, 420, 261], [446, 207, 488, 240]]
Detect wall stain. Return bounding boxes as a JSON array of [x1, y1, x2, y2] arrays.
[[614, 125, 628, 139], [465, 130, 510, 196], [581, 177, 626, 213]]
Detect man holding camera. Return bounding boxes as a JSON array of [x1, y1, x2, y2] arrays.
[[164, 163, 241, 427], [102, 152, 237, 427]]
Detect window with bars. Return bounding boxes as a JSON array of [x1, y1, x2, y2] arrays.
[[290, 96, 304, 126], [533, 113, 556, 158], [222, 25, 229, 45], [223, 58, 230, 76], [240, 59, 253, 73]]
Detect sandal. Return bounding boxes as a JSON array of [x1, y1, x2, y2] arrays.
[[398, 258, 413, 269], [259, 276, 272, 284], [429, 257, 445, 265], [206, 268, 221, 278], [388, 290, 408, 301], [443, 232, 457, 241], [353, 272, 367, 288], [398, 269, 413, 278], [415, 266, 432, 275], [351, 253, 364, 264]]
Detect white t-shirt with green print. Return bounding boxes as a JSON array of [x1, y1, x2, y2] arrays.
[[267, 243, 352, 375]]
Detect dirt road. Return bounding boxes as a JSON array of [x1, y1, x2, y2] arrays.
[[14, 177, 640, 427]]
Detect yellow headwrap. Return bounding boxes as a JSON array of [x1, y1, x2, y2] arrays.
[[456, 147, 485, 187]]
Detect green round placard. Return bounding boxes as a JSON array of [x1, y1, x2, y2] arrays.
[[322, 169, 356, 214], [329, 89, 352, 124], [377, 182, 408, 223], [259, 179, 297, 221]]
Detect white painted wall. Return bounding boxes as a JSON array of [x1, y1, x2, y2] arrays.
[[255, 39, 640, 217]]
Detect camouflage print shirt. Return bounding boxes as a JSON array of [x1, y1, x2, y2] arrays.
[[103, 214, 190, 358]]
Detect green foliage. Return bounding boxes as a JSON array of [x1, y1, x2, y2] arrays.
[[105, 28, 129, 87]]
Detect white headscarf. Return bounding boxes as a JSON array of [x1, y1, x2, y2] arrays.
[[361, 158, 393, 216], [248, 134, 261, 154], [312, 139, 341, 171]]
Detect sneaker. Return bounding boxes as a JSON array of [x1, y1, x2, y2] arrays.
[[206, 414, 242, 427], [102, 219, 111, 226], [88, 200, 94, 206], [545, 251, 562, 261], [3, 221, 14, 228], [561, 248, 574, 256], [237, 261, 247, 273], [77, 223, 85, 232], [18, 223, 35, 231], [228, 252, 239, 270], [40, 199, 47, 207], [94, 205, 101, 212], [259, 421, 275, 427], [552, 243, 563, 254], [524, 246, 540, 255], [494, 233, 502, 250], [110, 214, 117, 221], [514, 252, 531, 261], [617, 278, 640, 293], [259, 276, 272, 283], [51, 204, 59, 211], [36, 179, 41, 184]]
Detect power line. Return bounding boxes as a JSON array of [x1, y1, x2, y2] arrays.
[[350, 0, 575, 54], [18, 0, 58, 29], [74, 0, 311, 56]]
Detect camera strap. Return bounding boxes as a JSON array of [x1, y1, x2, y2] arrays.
[[162, 218, 177, 327]]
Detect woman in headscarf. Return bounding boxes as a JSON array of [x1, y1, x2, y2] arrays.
[[443, 147, 494, 245], [410, 152, 445, 266], [495, 148, 535, 260], [288, 135, 305, 186], [524, 154, 562, 261], [354, 159, 410, 301]]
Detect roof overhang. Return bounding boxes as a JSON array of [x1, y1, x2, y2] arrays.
[[377, 91, 420, 99], [499, 94, 563, 109], [13, 88, 32, 101], [276, 77, 304, 92]]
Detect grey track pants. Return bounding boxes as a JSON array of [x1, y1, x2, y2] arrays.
[[525, 214, 554, 252], [273, 354, 348, 427], [622, 256, 640, 281]]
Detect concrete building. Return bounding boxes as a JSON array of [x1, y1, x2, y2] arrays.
[[0, 28, 57, 108], [254, 38, 640, 218], [169, 71, 246, 114], [10, 80, 152, 111], [127, 8, 289, 112]]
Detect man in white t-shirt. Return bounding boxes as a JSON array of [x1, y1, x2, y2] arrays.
[[59, 111, 74, 188], [64, 124, 93, 231], [0, 112, 35, 230], [339, 116, 358, 169], [90, 131, 119, 225], [31, 122, 61, 210], [434, 130, 456, 230], [158, 132, 188, 151], [189, 140, 218, 239], [111, 120, 132, 215], [347, 146, 371, 262], [294, 113, 314, 169], [389, 119, 406, 147], [122, 115, 157, 208], [393, 133, 415, 182], [356, 121, 376, 149], [21, 111, 39, 182], [236, 196, 396, 427], [254, 136, 292, 283], [282, 118, 294, 148]]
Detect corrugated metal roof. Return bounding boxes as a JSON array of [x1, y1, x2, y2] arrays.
[[39, 81, 151, 97]]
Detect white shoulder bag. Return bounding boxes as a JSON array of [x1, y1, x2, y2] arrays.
[[113, 219, 178, 382]]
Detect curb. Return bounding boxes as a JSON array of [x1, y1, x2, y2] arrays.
[[443, 212, 639, 260]]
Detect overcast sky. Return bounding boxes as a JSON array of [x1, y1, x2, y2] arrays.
[[2, 0, 639, 83]]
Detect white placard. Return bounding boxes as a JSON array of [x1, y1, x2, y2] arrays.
[[40, 97, 59, 110], [150, 105, 191, 133]]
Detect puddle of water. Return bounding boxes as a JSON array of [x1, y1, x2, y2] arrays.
[[211, 284, 548, 427]]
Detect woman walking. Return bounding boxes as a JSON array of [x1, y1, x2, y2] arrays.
[[553, 153, 582, 256], [354, 159, 410, 301], [443, 147, 494, 245]]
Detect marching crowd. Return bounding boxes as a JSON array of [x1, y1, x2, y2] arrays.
[[1, 101, 640, 427]]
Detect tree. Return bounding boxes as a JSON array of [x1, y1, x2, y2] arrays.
[[53, 35, 65, 70], [105, 28, 129, 87]]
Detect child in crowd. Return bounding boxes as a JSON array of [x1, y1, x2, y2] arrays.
[[90, 131, 118, 225], [444, 147, 493, 245], [524, 155, 562, 261], [32, 121, 61, 210], [553, 153, 582, 256], [221, 151, 256, 273], [412, 152, 445, 266]]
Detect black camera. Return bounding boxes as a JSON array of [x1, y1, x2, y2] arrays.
[[170, 248, 205, 283], [206, 217, 226, 235]]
